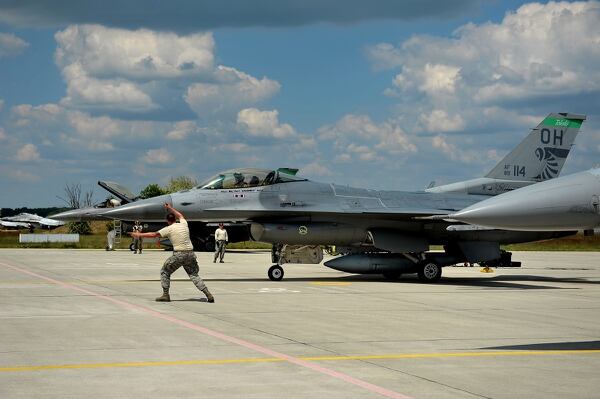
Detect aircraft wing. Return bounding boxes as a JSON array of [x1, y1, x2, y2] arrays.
[[1, 221, 31, 228]]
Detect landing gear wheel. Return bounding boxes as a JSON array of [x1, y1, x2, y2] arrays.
[[382, 271, 402, 280], [418, 262, 442, 283], [268, 265, 284, 281]]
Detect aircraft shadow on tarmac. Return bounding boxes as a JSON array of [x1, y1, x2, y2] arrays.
[[126, 273, 599, 290], [482, 340, 600, 351]]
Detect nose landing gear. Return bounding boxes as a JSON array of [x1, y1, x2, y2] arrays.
[[268, 265, 284, 281]]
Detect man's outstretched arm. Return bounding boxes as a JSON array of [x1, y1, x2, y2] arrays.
[[130, 232, 161, 239], [165, 203, 185, 220]]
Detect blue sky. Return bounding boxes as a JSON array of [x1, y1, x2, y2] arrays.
[[0, 0, 599, 207]]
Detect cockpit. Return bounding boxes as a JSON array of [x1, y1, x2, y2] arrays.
[[197, 168, 306, 190]]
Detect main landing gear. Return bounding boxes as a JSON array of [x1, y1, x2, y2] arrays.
[[417, 261, 443, 282]]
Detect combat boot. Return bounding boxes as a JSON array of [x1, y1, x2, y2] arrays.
[[202, 288, 215, 303], [155, 292, 170, 302]]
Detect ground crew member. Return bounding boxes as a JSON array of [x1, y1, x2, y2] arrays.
[[214, 223, 228, 263], [106, 229, 116, 251], [130, 203, 214, 303], [132, 220, 143, 254]]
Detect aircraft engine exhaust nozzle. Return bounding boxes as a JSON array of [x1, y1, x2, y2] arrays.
[[449, 169, 600, 231], [101, 194, 173, 222]]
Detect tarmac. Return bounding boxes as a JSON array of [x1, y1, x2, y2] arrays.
[[0, 248, 599, 399]]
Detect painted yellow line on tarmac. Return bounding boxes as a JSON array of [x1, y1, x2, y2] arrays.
[[2, 350, 600, 372]]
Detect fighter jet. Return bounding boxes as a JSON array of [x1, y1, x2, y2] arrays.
[[53, 112, 586, 281], [0, 220, 32, 229], [440, 168, 600, 231], [1, 213, 64, 229]]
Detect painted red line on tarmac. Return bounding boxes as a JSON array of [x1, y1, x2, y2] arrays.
[[0, 261, 413, 399]]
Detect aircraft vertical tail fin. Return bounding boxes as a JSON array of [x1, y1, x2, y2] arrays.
[[485, 113, 586, 181]]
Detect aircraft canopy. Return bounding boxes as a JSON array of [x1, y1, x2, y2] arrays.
[[198, 168, 305, 190]]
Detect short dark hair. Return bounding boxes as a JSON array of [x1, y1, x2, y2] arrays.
[[166, 213, 176, 223]]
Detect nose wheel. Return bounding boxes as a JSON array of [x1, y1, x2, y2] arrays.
[[268, 265, 284, 281]]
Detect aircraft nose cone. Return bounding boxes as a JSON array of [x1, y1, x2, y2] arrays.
[[102, 194, 173, 221]]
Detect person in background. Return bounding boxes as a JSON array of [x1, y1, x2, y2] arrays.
[[214, 223, 228, 263], [106, 229, 116, 251], [132, 220, 143, 254]]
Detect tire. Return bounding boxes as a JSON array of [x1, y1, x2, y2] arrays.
[[129, 242, 135, 251], [268, 265, 284, 281], [382, 271, 402, 280], [417, 262, 442, 283]]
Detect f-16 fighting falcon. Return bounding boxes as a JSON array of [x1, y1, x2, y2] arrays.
[[441, 168, 600, 232], [54, 112, 587, 282]]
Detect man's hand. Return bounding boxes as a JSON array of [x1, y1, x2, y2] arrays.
[[164, 203, 184, 220]]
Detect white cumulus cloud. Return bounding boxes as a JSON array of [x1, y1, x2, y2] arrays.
[[142, 148, 172, 164], [368, 1, 600, 133], [55, 25, 214, 80], [301, 162, 332, 177], [420, 110, 465, 132], [60, 63, 157, 112], [318, 114, 416, 162], [16, 143, 40, 161], [186, 66, 280, 118], [53, 24, 280, 118], [236, 108, 295, 139], [166, 120, 202, 140], [0, 32, 28, 58]]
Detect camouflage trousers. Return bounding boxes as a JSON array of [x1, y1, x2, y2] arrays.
[[214, 240, 226, 262], [160, 251, 206, 292]]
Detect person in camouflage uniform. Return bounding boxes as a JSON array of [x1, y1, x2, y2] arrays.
[[132, 220, 144, 254], [130, 203, 214, 303]]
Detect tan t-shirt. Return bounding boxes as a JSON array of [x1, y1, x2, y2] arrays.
[[158, 218, 194, 251]]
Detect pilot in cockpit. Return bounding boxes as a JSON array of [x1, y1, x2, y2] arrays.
[[249, 175, 260, 186], [233, 172, 246, 187]]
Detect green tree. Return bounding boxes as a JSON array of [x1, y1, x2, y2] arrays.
[[165, 176, 198, 193], [140, 183, 166, 199], [58, 183, 94, 235], [66, 221, 92, 235]]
